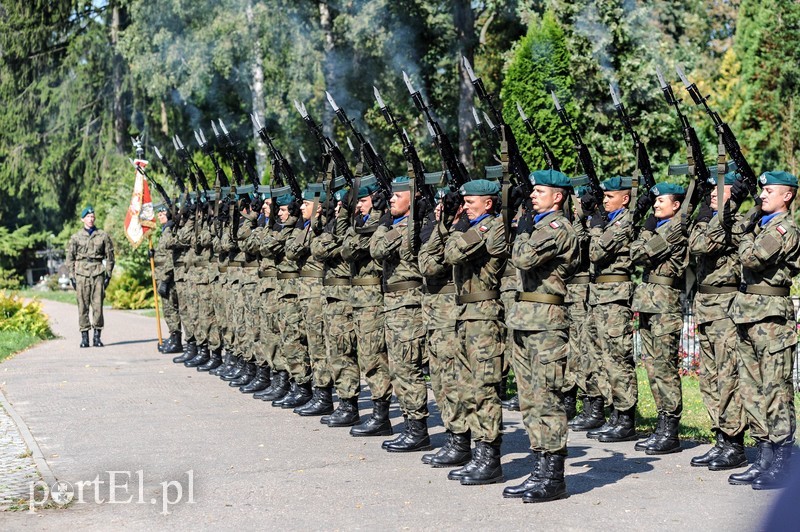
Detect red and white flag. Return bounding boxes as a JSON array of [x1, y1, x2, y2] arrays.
[[124, 159, 156, 248]]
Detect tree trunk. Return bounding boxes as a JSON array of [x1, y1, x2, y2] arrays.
[[319, 1, 336, 139], [246, 1, 268, 182], [110, 1, 129, 155], [454, 0, 476, 172]]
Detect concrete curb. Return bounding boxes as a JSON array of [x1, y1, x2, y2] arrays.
[[0, 387, 58, 488]]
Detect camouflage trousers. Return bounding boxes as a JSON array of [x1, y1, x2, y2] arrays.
[[587, 302, 636, 410], [426, 324, 459, 432], [221, 273, 239, 350], [255, 285, 281, 369], [76, 274, 105, 331], [500, 290, 515, 375], [448, 319, 503, 443], [697, 317, 746, 436], [385, 305, 428, 420], [236, 276, 260, 361], [324, 298, 359, 399], [736, 318, 797, 444], [192, 282, 216, 347], [304, 296, 331, 388], [563, 300, 588, 394], [175, 278, 196, 341], [512, 328, 568, 455], [160, 282, 181, 335], [353, 306, 391, 401], [207, 276, 223, 351], [278, 296, 311, 384], [640, 312, 683, 416]]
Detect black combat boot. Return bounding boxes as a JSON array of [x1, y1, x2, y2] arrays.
[[635, 413, 665, 452], [92, 329, 104, 347], [209, 349, 234, 376], [240, 365, 270, 393], [272, 381, 298, 407], [258, 370, 289, 401], [350, 399, 392, 437], [230, 361, 257, 386], [598, 407, 637, 443], [80, 331, 90, 348], [161, 331, 183, 354], [423, 432, 451, 465], [184, 343, 210, 368], [708, 431, 748, 471], [428, 431, 472, 468], [382, 415, 408, 449], [280, 380, 313, 409], [459, 440, 504, 485], [570, 396, 605, 431], [563, 387, 578, 420], [221, 355, 246, 381], [691, 431, 723, 467], [173, 340, 196, 364], [326, 396, 361, 427], [197, 347, 223, 372], [522, 453, 568, 503], [752, 440, 793, 490], [295, 386, 334, 416], [503, 452, 543, 498], [586, 408, 617, 439], [448, 445, 480, 481], [385, 418, 432, 453], [501, 395, 520, 411], [729, 441, 773, 485], [646, 414, 681, 454]]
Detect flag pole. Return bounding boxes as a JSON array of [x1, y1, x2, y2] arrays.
[[148, 233, 163, 347]]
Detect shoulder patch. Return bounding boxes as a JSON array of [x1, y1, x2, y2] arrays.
[[479, 225, 489, 232], [776, 225, 787, 236], [614, 221, 621, 226], [549, 221, 560, 229]]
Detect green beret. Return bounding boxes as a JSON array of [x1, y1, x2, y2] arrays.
[[710, 170, 739, 186], [459, 179, 500, 197], [600, 176, 633, 191], [81, 205, 94, 218], [334, 188, 348, 202], [275, 193, 295, 207], [759, 170, 798, 188], [575, 185, 590, 197], [302, 188, 327, 203], [529, 169, 572, 188], [155, 203, 168, 213], [650, 182, 685, 197], [435, 185, 454, 201], [392, 176, 410, 193], [358, 182, 379, 199]]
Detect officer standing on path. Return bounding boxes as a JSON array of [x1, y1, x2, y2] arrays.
[[154, 205, 183, 354], [66, 205, 115, 348]]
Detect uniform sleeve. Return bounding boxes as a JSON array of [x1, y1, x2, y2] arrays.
[[104, 233, 115, 276], [511, 227, 560, 271], [739, 225, 798, 272], [588, 218, 632, 263], [418, 222, 448, 277], [66, 236, 76, 278], [310, 231, 339, 260], [284, 228, 310, 262], [369, 224, 401, 261]]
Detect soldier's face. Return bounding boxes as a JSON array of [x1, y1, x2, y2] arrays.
[[261, 200, 271, 218], [759, 185, 795, 214], [603, 190, 630, 213], [357, 194, 373, 215], [653, 195, 681, 219], [157, 211, 168, 224], [301, 200, 315, 221], [82, 213, 95, 229], [530, 186, 563, 214], [390, 191, 411, 217], [709, 185, 732, 211], [463, 195, 493, 220], [278, 205, 290, 223]]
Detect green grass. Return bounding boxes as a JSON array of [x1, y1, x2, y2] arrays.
[[0, 330, 42, 362], [16, 289, 77, 305]]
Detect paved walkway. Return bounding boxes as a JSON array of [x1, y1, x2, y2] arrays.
[[0, 299, 788, 529]]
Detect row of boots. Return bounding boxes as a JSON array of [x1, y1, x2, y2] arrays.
[[421, 431, 505, 486]]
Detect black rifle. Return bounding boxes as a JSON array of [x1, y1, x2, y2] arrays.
[[609, 82, 657, 223], [210, 120, 244, 186], [194, 127, 230, 188], [551, 91, 605, 220], [218, 119, 261, 191], [515, 102, 560, 170], [656, 67, 712, 215], [173, 134, 209, 195], [293, 99, 354, 187], [403, 71, 471, 188], [251, 113, 303, 199], [153, 145, 186, 195], [128, 158, 173, 216], [676, 65, 759, 211]]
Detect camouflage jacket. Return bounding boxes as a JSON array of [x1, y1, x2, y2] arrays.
[[630, 218, 688, 314], [444, 214, 507, 321], [565, 217, 591, 305], [370, 215, 423, 311], [731, 210, 800, 324], [161, 222, 186, 282], [419, 214, 459, 329], [154, 226, 174, 284], [342, 210, 384, 308], [66, 228, 115, 279], [311, 211, 351, 302], [241, 219, 276, 292], [507, 211, 578, 331], [689, 213, 742, 324], [588, 208, 634, 306]]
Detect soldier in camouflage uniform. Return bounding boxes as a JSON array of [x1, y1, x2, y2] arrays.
[[370, 176, 431, 453], [630, 183, 689, 455], [584, 177, 637, 443], [182, 201, 216, 369], [687, 171, 747, 470], [166, 201, 197, 364], [66, 205, 115, 348], [441, 179, 507, 486], [208, 199, 234, 376], [502, 170, 578, 503], [154, 206, 182, 354], [342, 183, 393, 437], [728, 170, 799, 490]]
